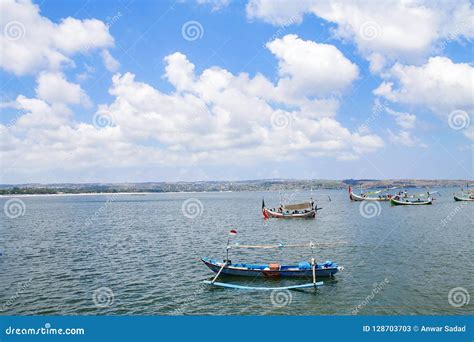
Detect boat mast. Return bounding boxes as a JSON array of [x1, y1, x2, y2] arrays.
[[310, 242, 317, 288]]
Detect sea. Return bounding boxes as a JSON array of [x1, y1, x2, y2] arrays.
[[0, 188, 472, 315]]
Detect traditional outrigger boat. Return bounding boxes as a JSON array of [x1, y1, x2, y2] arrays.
[[261, 198, 320, 219], [348, 185, 394, 201], [390, 190, 436, 205], [390, 196, 432, 205], [202, 230, 343, 291], [454, 185, 474, 201], [454, 193, 474, 201]]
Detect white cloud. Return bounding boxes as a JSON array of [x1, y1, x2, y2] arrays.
[[246, 0, 474, 71], [8, 95, 72, 129], [386, 108, 417, 130], [246, 0, 310, 25], [374, 57, 474, 116], [2, 44, 383, 178], [387, 129, 427, 147], [101, 50, 120, 72], [0, 0, 113, 75], [196, 0, 230, 11], [266, 34, 359, 98], [35, 72, 91, 106]]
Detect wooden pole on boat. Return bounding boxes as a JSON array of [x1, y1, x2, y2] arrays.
[[310, 242, 317, 288], [213, 229, 236, 284], [312, 259, 317, 287], [211, 262, 226, 284]]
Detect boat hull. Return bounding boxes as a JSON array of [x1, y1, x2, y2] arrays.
[[202, 258, 340, 277], [454, 194, 474, 201], [263, 208, 315, 218], [349, 192, 390, 201], [390, 197, 432, 205]]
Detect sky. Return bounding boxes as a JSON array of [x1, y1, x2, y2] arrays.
[[0, 0, 473, 184]]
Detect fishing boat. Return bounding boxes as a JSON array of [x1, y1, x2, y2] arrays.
[[202, 230, 343, 290], [390, 190, 434, 205], [262, 198, 320, 219], [390, 196, 432, 205], [454, 193, 474, 201], [453, 185, 474, 201], [202, 258, 342, 278], [348, 185, 394, 201]]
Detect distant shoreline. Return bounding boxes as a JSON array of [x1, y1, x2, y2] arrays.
[[0, 179, 470, 196]]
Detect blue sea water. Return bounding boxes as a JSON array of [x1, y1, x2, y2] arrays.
[[0, 189, 472, 315]]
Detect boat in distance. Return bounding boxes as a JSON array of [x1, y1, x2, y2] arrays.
[[454, 194, 474, 201], [201, 258, 343, 278], [454, 186, 474, 201], [390, 196, 432, 205], [262, 198, 320, 218], [348, 186, 393, 201]]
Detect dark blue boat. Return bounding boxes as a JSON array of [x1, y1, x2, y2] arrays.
[[202, 258, 343, 278]]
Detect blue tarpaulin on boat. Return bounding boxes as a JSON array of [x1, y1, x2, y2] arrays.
[[298, 261, 311, 269]]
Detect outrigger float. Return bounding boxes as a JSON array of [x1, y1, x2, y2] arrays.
[[261, 198, 320, 219], [202, 230, 344, 291], [348, 186, 395, 201]]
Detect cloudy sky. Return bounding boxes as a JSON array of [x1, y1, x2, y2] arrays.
[[0, 0, 473, 183]]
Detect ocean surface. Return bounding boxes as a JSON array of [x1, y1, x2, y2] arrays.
[[0, 188, 472, 315]]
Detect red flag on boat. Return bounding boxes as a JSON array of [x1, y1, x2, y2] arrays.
[[229, 229, 237, 236], [348, 186, 352, 193]]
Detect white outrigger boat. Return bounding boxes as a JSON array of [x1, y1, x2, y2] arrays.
[[454, 184, 474, 201], [390, 190, 437, 206], [348, 186, 394, 201], [262, 198, 320, 219]]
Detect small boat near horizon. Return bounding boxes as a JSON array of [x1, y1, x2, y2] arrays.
[[348, 185, 395, 201], [390, 196, 433, 205], [453, 185, 474, 201], [390, 189, 438, 206], [454, 193, 474, 201]]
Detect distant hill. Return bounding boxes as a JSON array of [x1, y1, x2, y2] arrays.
[[0, 179, 470, 195]]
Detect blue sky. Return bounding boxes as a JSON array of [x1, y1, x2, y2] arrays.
[[0, 0, 473, 183]]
